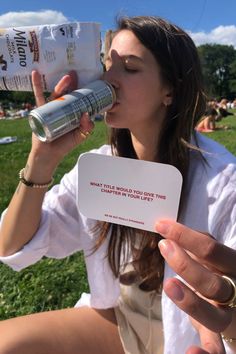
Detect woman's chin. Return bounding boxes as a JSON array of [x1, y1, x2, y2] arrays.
[[104, 113, 117, 127], [104, 112, 129, 129]]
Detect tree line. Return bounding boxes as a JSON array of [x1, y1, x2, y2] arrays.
[[0, 43, 236, 108], [198, 44, 236, 100]]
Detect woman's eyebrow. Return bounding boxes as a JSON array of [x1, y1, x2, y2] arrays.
[[123, 55, 144, 63], [105, 54, 144, 64]]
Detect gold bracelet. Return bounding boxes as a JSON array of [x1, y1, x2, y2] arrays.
[[221, 334, 236, 343], [19, 168, 54, 189]]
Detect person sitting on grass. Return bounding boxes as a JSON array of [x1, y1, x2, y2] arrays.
[[195, 100, 218, 132], [216, 98, 236, 121]]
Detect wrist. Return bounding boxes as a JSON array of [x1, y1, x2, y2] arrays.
[[19, 168, 54, 189], [24, 160, 56, 185], [27, 151, 58, 180]]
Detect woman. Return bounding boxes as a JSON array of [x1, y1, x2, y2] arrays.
[[0, 16, 236, 354], [195, 101, 218, 132], [216, 98, 235, 121]]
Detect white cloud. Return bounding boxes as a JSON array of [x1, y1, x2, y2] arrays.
[[188, 25, 236, 48], [0, 11, 235, 49], [0, 10, 69, 27]]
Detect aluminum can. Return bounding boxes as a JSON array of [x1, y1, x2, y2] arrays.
[[28, 80, 116, 142]]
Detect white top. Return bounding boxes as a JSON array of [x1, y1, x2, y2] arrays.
[[1, 132, 236, 354]]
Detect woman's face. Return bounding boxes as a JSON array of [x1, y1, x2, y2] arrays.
[[103, 29, 172, 132]]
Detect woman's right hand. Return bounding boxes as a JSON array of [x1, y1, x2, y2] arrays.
[[30, 70, 94, 170]]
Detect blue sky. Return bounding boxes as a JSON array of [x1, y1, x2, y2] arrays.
[[0, 0, 236, 46]]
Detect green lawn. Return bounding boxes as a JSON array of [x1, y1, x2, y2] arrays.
[[0, 112, 235, 320], [204, 112, 236, 154], [0, 118, 108, 212], [0, 118, 108, 319]]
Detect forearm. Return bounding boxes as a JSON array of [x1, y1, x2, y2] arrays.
[[0, 153, 57, 256], [0, 71, 93, 257]]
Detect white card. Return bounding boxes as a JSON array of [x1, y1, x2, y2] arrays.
[[78, 153, 182, 232]]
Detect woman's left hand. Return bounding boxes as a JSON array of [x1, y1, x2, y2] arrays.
[[156, 220, 236, 353]]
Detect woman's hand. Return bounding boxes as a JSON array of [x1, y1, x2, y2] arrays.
[[30, 70, 94, 168], [156, 220, 236, 353]]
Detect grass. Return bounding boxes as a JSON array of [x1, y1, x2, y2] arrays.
[[0, 118, 108, 212], [0, 118, 108, 320], [0, 111, 235, 320], [203, 112, 236, 154]]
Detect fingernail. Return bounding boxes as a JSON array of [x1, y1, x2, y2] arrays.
[[155, 221, 171, 235], [158, 239, 175, 258], [170, 282, 184, 301]]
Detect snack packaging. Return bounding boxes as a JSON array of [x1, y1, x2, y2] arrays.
[[0, 22, 103, 91]]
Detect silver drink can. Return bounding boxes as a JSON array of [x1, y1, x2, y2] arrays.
[[29, 80, 116, 142]]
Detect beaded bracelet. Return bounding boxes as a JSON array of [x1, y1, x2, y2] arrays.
[[19, 168, 54, 189], [221, 334, 236, 343]]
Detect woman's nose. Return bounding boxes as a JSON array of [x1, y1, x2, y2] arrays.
[[102, 50, 121, 86], [102, 69, 119, 89]]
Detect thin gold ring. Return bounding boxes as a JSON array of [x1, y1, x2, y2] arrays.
[[79, 129, 90, 139], [214, 275, 236, 308]]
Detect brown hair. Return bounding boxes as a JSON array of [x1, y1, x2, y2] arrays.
[[95, 16, 206, 292]]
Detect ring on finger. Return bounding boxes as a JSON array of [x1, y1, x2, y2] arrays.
[[78, 129, 90, 139], [214, 275, 236, 308]]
